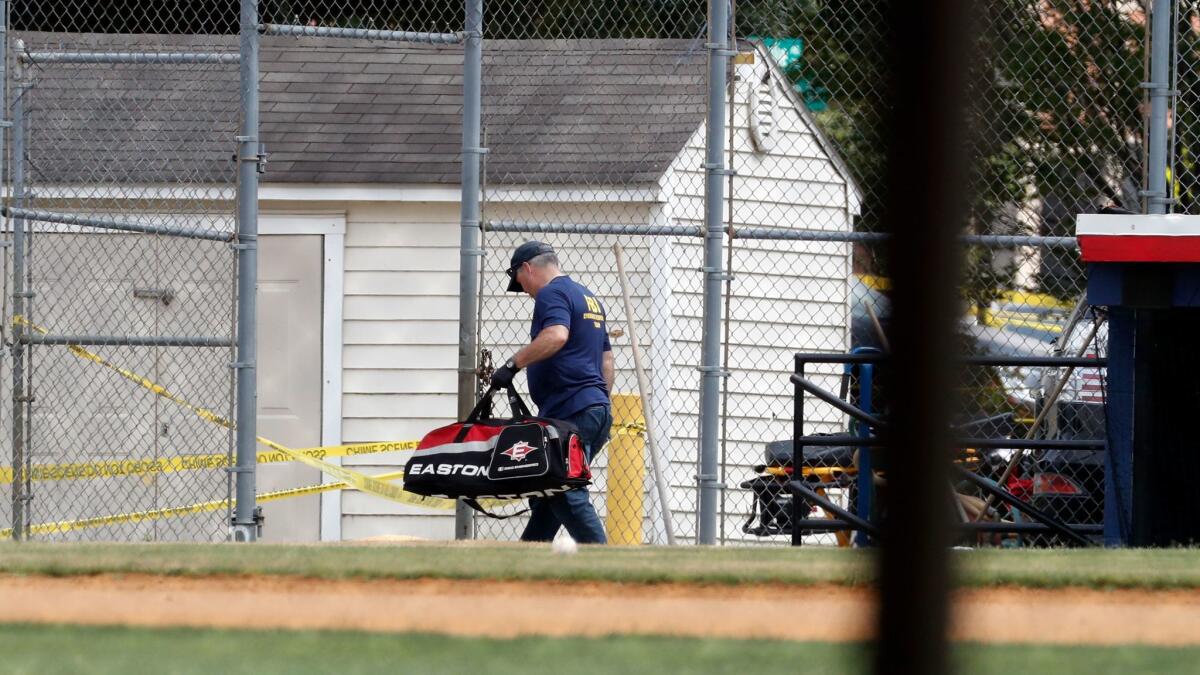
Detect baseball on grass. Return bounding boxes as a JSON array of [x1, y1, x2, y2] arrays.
[[552, 537, 578, 555]]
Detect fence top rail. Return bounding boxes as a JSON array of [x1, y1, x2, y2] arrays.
[[794, 352, 1106, 368], [1, 206, 234, 243], [486, 221, 1080, 248], [22, 334, 233, 347], [486, 220, 702, 237], [792, 434, 1106, 451], [735, 227, 1079, 247], [958, 234, 1079, 248], [20, 51, 240, 65], [260, 23, 464, 45], [732, 227, 887, 242]]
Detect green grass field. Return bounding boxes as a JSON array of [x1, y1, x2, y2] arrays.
[[0, 624, 1196, 675], [2, 542, 1200, 589], [2, 543, 1199, 674]]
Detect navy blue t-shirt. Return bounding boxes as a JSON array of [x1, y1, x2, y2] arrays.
[[527, 276, 612, 419]]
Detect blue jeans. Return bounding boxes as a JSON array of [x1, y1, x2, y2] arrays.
[[520, 404, 611, 544]]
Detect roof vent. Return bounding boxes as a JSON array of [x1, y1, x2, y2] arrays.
[[749, 71, 777, 153]]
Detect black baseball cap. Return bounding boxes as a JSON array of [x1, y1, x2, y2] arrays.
[[505, 240, 555, 292]]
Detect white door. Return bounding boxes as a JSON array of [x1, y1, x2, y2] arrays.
[[256, 235, 323, 542]]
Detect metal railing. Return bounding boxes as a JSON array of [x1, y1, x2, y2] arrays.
[[786, 349, 1107, 548]]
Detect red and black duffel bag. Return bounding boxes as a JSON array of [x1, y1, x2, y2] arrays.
[[403, 385, 592, 516]]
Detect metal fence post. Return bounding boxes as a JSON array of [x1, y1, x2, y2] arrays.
[[855, 361, 874, 548], [231, 0, 260, 542], [455, 0, 484, 540], [698, 0, 731, 545], [1146, 0, 1173, 214], [8, 35, 23, 542], [791, 356, 806, 547]]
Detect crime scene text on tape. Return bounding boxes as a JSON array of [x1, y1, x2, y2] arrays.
[[0, 440, 420, 485], [2, 426, 641, 485]]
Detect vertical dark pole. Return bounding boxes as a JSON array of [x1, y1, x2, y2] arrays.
[[874, 1, 973, 673], [855, 363, 874, 547], [791, 356, 805, 547], [1103, 308, 1134, 546]]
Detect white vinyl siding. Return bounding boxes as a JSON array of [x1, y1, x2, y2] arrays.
[[338, 201, 461, 540]]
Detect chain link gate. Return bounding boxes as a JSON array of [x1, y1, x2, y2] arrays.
[[1, 3, 243, 540]]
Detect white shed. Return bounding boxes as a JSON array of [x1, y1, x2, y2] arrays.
[[18, 33, 859, 543]]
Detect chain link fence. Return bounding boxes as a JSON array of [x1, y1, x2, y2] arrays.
[[0, 1, 1162, 545]]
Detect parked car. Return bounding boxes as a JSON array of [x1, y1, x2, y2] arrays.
[[1030, 310, 1107, 534], [1003, 312, 1108, 542]]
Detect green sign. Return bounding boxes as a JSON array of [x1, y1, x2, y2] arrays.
[[753, 36, 829, 112]]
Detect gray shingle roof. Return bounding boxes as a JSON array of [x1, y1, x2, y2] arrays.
[[17, 33, 708, 185]]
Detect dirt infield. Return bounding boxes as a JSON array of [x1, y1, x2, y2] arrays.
[[1, 574, 1198, 645]]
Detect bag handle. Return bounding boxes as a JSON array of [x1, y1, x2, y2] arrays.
[[465, 384, 532, 424], [505, 385, 533, 419], [464, 386, 495, 424]]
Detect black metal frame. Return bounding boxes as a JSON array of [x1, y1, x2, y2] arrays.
[[790, 352, 1106, 547]]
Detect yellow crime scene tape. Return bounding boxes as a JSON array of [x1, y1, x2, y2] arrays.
[[6, 317, 530, 536], [0, 470, 412, 539], [13, 315, 454, 508], [7, 317, 634, 536], [0, 440, 420, 485]]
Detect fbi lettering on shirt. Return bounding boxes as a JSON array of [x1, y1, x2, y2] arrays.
[[582, 295, 605, 328]]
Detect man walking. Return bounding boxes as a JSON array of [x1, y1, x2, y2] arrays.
[[489, 240, 613, 544]]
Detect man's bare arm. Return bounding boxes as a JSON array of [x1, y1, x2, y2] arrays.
[[512, 325, 569, 368]]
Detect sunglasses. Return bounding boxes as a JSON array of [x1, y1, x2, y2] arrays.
[[505, 261, 526, 279]]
